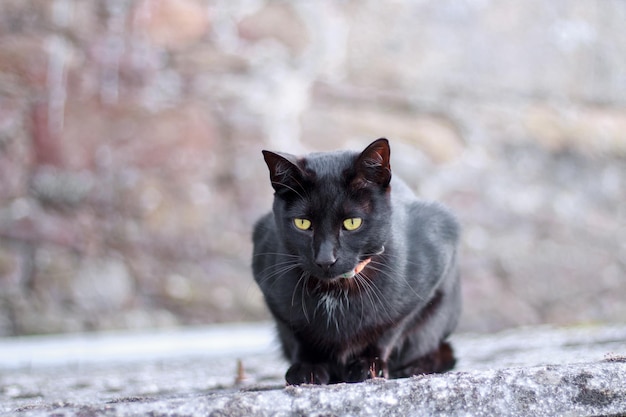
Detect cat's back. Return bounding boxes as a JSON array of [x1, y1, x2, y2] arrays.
[[388, 176, 459, 297], [253, 212, 274, 242], [390, 176, 460, 246], [252, 213, 279, 281]]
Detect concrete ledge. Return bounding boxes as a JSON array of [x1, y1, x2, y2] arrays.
[[1, 324, 625, 416], [196, 361, 626, 417]]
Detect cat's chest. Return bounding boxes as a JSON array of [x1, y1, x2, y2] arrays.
[[295, 291, 394, 360], [314, 292, 350, 324], [294, 287, 387, 336]]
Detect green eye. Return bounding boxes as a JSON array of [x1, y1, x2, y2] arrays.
[[294, 218, 312, 230], [343, 218, 362, 231]]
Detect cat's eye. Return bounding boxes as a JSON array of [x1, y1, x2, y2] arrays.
[[293, 218, 312, 231], [343, 218, 363, 231]]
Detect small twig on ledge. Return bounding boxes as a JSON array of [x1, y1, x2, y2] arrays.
[[235, 359, 247, 385]]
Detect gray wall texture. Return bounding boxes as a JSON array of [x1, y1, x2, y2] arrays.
[[0, 0, 625, 335]]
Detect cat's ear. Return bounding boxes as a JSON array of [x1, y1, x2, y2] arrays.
[[262, 150, 305, 195], [354, 138, 391, 188]]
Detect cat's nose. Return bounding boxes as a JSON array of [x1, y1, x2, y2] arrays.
[[315, 243, 337, 271], [315, 258, 337, 272]]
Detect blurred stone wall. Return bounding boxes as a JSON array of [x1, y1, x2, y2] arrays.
[[0, 0, 624, 336]]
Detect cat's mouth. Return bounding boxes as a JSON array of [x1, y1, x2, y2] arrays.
[[336, 258, 371, 280], [331, 246, 384, 280]]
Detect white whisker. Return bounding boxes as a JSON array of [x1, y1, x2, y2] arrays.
[[368, 260, 425, 302], [358, 270, 395, 324]]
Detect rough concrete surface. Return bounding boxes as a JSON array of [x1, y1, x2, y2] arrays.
[[1, 323, 625, 416]]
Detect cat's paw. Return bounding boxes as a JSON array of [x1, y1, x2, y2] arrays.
[[285, 363, 331, 385], [390, 341, 456, 378], [342, 357, 388, 382], [369, 357, 389, 379], [342, 358, 370, 382]]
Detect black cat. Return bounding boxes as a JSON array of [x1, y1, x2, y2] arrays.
[[252, 138, 461, 385]]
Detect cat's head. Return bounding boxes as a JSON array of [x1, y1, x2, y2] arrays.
[[262, 139, 392, 281]]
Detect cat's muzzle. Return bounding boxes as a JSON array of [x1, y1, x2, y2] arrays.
[[338, 258, 371, 279]]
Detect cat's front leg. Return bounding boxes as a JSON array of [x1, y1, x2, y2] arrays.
[[285, 362, 331, 385]]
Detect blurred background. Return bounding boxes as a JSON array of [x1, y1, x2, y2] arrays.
[[0, 0, 624, 337]]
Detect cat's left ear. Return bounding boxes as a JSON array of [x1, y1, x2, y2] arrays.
[[354, 138, 392, 188]]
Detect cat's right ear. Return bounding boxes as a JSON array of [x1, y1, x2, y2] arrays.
[[262, 150, 305, 195], [354, 138, 392, 189]]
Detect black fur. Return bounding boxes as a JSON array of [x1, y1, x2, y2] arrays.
[[252, 138, 461, 385]]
